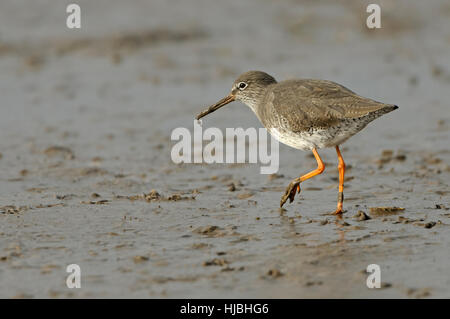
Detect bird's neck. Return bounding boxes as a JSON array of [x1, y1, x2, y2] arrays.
[[242, 97, 262, 113], [241, 87, 271, 121], [241, 86, 269, 112]]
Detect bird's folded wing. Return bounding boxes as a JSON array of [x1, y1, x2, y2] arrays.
[[270, 79, 391, 131]]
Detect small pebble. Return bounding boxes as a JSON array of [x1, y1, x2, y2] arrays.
[[266, 268, 284, 278], [353, 210, 371, 221], [425, 222, 436, 229]]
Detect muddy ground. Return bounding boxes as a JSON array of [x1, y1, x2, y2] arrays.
[[0, 0, 449, 298]]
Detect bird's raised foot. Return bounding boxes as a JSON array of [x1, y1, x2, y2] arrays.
[[280, 180, 301, 207]]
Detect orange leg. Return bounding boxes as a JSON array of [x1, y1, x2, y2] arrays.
[[334, 146, 345, 215], [280, 148, 325, 207]]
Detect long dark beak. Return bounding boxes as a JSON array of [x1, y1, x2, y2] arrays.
[[196, 94, 235, 120]]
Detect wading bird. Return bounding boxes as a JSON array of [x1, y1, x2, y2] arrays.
[[196, 71, 398, 214]]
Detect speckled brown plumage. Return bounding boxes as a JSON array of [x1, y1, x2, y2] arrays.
[[261, 78, 396, 129]]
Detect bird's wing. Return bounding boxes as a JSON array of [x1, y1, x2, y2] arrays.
[[268, 79, 393, 131]]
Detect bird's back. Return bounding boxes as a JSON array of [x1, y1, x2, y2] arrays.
[[259, 79, 397, 133]]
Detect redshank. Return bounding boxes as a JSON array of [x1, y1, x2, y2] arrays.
[[196, 71, 398, 214]]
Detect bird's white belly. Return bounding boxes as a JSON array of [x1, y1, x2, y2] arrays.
[[268, 120, 364, 150], [268, 128, 322, 150]]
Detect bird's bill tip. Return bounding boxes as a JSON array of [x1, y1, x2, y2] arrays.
[[195, 94, 235, 120]]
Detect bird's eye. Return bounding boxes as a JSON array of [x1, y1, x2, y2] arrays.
[[238, 82, 248, 90]]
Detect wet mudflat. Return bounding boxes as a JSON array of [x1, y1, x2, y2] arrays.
[[0, 0, 449, 298]]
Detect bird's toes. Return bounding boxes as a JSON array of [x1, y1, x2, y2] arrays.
[[289, 186, 298, 203], [280, 191, 291, 207], [280, 193, 289, 207], [280, 182, 299, 207], [332, 209, 344, 215]]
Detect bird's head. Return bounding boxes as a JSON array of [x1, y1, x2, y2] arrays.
[[196, 71, 277, 120]]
